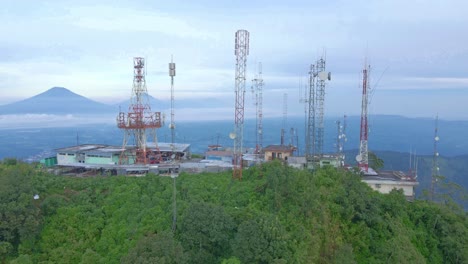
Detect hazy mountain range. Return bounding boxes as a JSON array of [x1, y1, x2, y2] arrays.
[[0, 87, 228, 115], [0, 87, 169, 114]]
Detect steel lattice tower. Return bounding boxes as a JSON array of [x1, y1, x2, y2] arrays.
[[251, 62, 263, 154], [305, 64, 316, 161], [232, 29, 249, 180], [315, 58, 326, 157], [117, 57, 162, 164], [430, 114, 440, 201], [358, 65, 370, 172]]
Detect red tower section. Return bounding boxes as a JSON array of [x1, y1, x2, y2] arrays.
[[117, 57, 162, 164]]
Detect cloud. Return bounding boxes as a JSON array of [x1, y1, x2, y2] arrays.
[[66, 6, 214, 40]]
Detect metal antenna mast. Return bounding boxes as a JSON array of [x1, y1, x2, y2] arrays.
[[251, 62, 263, 154], [358, 64, 370, 172], [305, 64, 316, 162], [430, 114, 440, 201], [342, 114, 347, 153], [315, 57, 327, 157], [336, 120, 341, 155], [169, 56, 176, 156], [117, 57, 162, 164], [232, 29, 249, 180], [168, 56, 178, 232], [281, 93, 287, 145]]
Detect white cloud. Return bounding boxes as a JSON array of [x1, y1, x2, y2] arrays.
[[66, 6, 214, 40]]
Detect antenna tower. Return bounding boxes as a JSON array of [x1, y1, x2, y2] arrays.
[[358, 64, 370, 172], [306, 56, 331, 162], [315, 57, 327, 156], [281, 93, 287, 145], [305, 64, 316, 161], [430, 114, 440, 201], [251, 62, 264, 154], [117, 57, 162, 164], [232, 29, 249, 180], [336, 120, 341, 155], [169, 57, 176, 157], [342, 114, 347, 153]]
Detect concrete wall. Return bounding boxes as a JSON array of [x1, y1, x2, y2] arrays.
[[264, 150, 292, 161], [57, 153, 76, 165], [85, 155, 114, 165], [364, 180, 415, 197]]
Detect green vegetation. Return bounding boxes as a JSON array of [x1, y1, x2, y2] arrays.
[[1, 159, 467, 263]]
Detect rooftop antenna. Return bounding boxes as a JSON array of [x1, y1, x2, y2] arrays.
[[232, 29, 249, 180], [430, 114, 440, 201]]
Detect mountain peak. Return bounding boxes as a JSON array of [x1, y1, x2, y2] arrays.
[[38, 87, 80, 98], [0, 87, 115, 114]]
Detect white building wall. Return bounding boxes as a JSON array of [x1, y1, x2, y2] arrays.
[[363, 180, 416, 197], [57, 153, 76, 165]]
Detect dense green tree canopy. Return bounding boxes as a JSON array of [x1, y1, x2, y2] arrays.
[[0, 160, 467, 263]]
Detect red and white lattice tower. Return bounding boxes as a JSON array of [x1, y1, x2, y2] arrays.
[[358, 64, 370, 172], [232, 29, 249, 180], [117, 57, 162, 164]]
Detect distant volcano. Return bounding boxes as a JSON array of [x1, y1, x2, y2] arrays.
[[0, 87, 115, 115]]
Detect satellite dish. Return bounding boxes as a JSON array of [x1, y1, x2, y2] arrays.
[[171, 154, 176, 159], [318, 71, 328, 81], [169, 123, 175, 129], [229, 132, 236, 139], [258, 129, 262, 134], [355, 154, 362, 162], [435, 136, 440, 141], [338, 135, 342, 139], [435, 152, 439, 156], [436, 167, 440, 171]]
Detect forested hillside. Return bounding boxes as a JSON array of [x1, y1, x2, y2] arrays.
[[1, 160, 467, 263]]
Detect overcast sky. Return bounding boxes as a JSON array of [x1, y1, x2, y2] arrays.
[[1, 0, 468, 120]]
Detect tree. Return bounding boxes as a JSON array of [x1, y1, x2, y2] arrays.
[[369, 152, 384, 171], [232, 215, 292, 263], [179, 202, 235, 263], [121, 231, 187, 264]]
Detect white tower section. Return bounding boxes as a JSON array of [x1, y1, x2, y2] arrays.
[[251, 62, 264, 154], [358, 64, 371, 173]]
